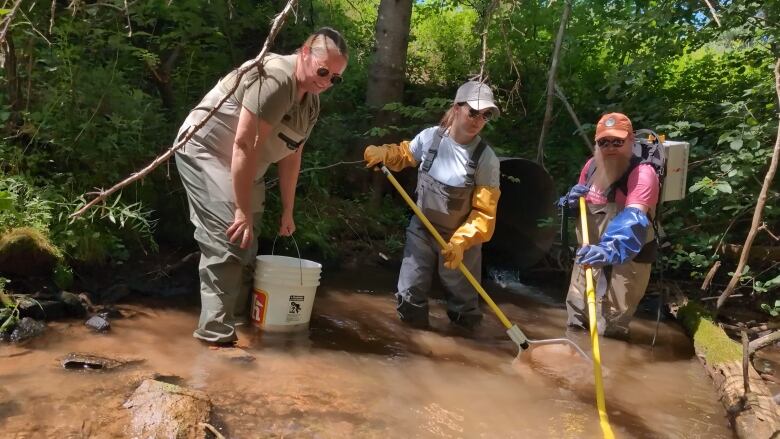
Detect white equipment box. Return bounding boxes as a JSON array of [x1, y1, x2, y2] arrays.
[[660, 140, 689, 202]]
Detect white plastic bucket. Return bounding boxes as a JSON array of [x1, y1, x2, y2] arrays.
[[251, 254, 322, 332]]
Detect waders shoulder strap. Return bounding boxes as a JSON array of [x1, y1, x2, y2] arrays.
[[464, 139, 488, 187], [421, 128, 446, 173]]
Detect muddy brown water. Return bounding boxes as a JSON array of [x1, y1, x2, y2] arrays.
[[0, 267, 734, 438]]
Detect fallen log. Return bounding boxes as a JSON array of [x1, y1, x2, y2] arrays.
[[676, 302, 780, 438]]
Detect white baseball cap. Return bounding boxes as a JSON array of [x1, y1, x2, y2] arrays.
[[454, 81, 500, 118]]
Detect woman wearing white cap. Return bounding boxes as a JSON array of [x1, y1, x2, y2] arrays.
[[363, 81, 501, 330]]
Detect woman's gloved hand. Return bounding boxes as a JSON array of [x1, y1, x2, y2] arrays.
[[363, 141, 417, 171], [363, 145, 387, 169], [441, 241, 464, 270]]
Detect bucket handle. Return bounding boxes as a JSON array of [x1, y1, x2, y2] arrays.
[[271, 234, 303, 286]]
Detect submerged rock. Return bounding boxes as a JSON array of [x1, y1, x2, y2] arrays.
[[60, 352, 143, 370], [9, 317, 45, 343], [124, 379, 211, 438], [210, 346, 255, 363], [85, 314, 110, 332]]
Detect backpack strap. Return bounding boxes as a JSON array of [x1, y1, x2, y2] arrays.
[[464, 138, 488, 187], [614, 155, 643, 202], [421, 127, 446, 173]]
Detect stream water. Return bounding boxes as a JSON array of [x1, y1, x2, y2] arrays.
[[0, 266, 735, 438]]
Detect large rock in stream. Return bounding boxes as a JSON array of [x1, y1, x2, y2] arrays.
[[0, 227, 60, 277], [123, 379, 211, 438]]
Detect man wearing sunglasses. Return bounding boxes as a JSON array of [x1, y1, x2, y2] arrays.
[[174, 28, 348, 346], [557, 112, 660, 340], [363, 81, 501, 331]]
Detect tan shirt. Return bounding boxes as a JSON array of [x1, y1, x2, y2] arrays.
[[177, 54, 320, 212], [184, 53, 320, 175]]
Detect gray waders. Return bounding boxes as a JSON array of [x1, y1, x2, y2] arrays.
[[565, 202, 654, 339], [174, 87, 267, 344], [396, 129, 487, 329]]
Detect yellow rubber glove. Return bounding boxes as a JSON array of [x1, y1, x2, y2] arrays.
[[441, 186, 501, 270], [363, 141, 417, 172], [441, 242, 465, 270]]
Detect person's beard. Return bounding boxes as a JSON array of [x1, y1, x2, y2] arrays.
[[593, 149, 631, 190]]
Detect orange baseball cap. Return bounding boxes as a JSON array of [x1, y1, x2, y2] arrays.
[[595, 113, 633, 141]]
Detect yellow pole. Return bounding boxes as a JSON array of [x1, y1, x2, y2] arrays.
[[578, 196, 615, 439]]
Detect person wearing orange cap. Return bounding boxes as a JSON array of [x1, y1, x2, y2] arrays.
[[557, 112, 660, 339], [362, 81, 502, 330]]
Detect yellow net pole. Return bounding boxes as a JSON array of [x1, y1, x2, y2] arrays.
[[579, 196, 615, 439]]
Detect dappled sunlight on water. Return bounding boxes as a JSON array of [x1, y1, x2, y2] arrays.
[[0, 269, 733, 438]]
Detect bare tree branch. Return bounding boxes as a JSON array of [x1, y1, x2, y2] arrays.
[[498, 17, 525, 115], [70, 0, 300, 218], [553, 83, 592, 152], [749, 330, 780, 355], [478, 0, 500, 82], [123, 0, 133, 37], [700, 260, 721, 291], [536, 0, 571, 167], [49, 0, 56, 35], [703, 0, 722, 28], [0, 0, 23, 47], [721, 321, 780, 334], [265, 160, 363, 189], [716, 58, 780, 310], [741, 327, 751, 399]]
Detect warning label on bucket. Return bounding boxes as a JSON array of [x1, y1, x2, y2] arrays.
[[287, 295, 305, 322], [252, 289, 268, 324]]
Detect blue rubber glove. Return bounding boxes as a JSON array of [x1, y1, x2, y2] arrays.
[[576, 207, 650, 267], [556, 184, 590, 211]]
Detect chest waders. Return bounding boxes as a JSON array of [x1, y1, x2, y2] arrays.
[[174, 76, 301, 344], [395, 129, 487, 328], [564, 178, 655, 338]]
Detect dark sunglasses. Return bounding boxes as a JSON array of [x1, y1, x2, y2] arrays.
[[597, 138, 625, 148], [465, 107, 492, 122], [316, 66, 342, 85]]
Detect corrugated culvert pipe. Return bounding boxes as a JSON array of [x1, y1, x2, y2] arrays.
[[483, 158, 557, 269]]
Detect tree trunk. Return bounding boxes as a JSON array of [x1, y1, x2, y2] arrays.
[[148, 46, 182, 118], [536, 0, 572, 167], [365, 0, 413, 209], [554, 83, 592, 152], [717, 59, 780, 311], [2, 32, 22, 129]]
